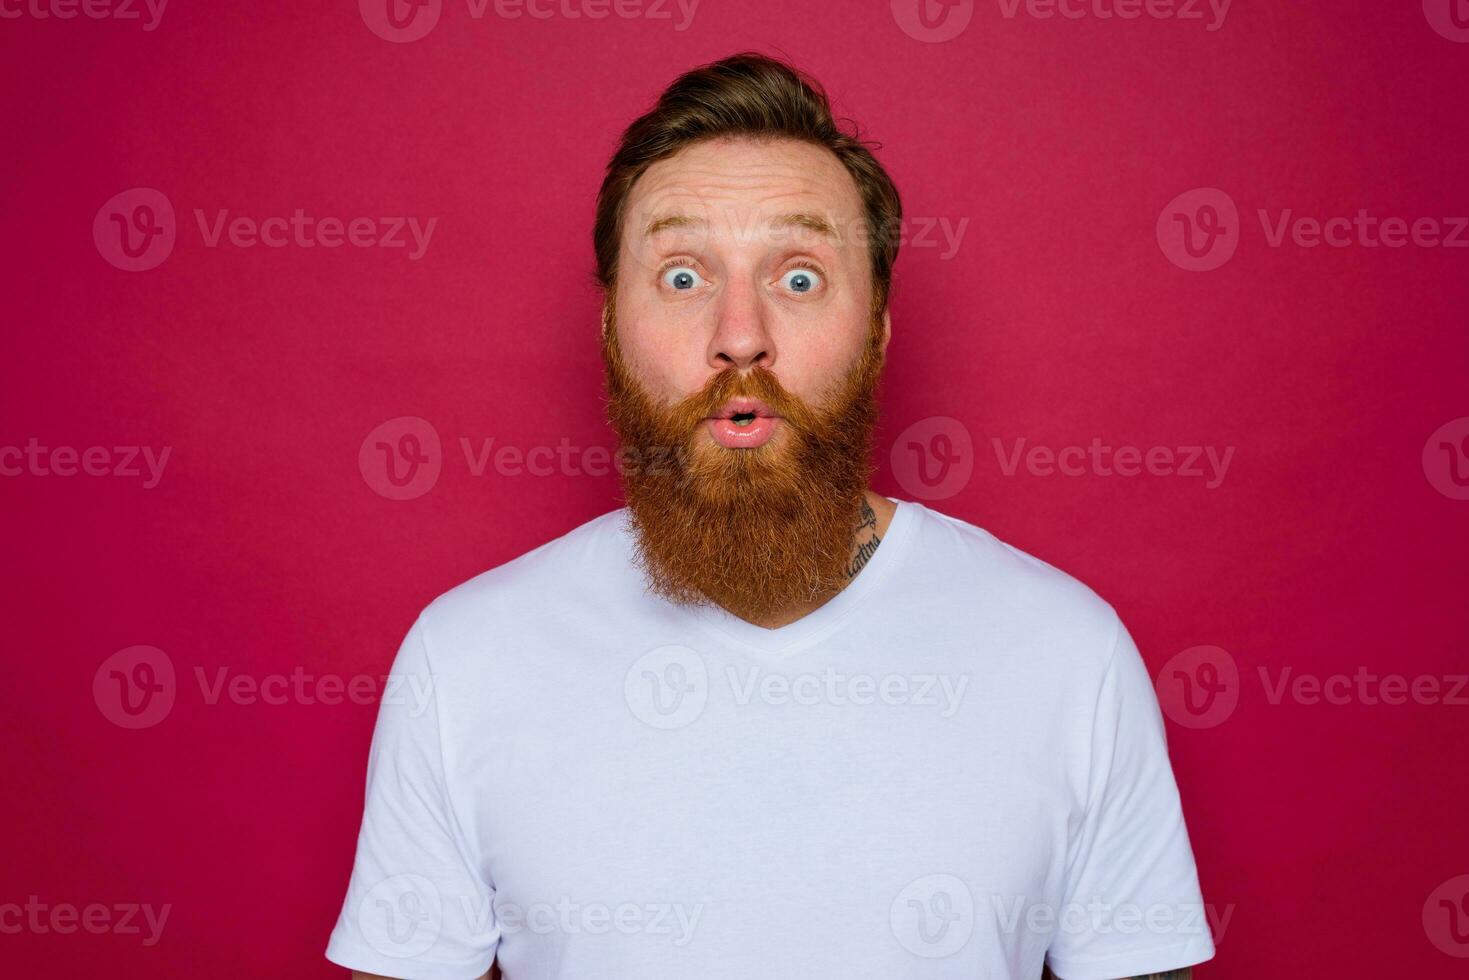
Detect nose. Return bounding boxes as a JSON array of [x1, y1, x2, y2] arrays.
[[706, 278, 774, 372]]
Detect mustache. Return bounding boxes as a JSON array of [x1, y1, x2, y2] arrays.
[[657, 364, 822, 437]]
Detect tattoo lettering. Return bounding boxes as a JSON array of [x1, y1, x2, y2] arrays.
[[844, 498, 882, 579]]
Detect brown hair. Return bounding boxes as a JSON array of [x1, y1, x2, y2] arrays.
[[593, 52, 903, 313]]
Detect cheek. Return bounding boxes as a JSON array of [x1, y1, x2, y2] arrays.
[[614, 304, 704, 402], [780, 323, 869, 402]]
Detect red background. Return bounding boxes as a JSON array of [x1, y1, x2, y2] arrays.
[[3, 0, 1467, 975]]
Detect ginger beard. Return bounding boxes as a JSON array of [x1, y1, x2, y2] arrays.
[[601, 302, 887, 624]]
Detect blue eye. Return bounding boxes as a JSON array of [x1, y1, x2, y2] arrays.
[[662, 266, 704, 290], [780, 268, 821, 293]]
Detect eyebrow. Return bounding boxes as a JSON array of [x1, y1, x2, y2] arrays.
[[642, 211, 841, 242]]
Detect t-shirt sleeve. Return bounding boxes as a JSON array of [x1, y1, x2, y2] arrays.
[[325, 616, 500, 980], [1044, 616, 1216, 980]]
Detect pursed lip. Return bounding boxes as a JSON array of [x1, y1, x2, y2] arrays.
[[708, 398, 779, 420]]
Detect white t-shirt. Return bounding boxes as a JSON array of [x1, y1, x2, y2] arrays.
[[326, 499, 1214, 980]]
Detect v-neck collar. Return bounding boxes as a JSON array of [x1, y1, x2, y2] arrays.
[[670, 496, 921, 656]]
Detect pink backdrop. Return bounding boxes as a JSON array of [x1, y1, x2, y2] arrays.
[[3, 0, 1467, 975]]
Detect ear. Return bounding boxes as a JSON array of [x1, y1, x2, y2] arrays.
[[601, 300, 613, 341], [879, 307, 891, 356]]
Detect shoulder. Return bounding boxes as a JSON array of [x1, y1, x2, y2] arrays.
[[411, 507, 636, 652], [902, 501, 1124, 672]]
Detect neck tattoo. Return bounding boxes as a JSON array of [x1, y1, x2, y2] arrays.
[[843, 498, 882, 581]]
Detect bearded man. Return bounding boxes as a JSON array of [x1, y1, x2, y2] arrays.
[[326, 52, 1214, 980]]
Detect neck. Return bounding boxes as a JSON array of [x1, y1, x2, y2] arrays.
[[738, 489, 897, 630]]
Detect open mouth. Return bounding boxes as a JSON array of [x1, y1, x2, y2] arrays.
[[710, 398, 778, 422], [706, 399, 781, 448]]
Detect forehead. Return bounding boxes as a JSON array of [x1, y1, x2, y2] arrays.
[[622, 136, 865, 240]]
